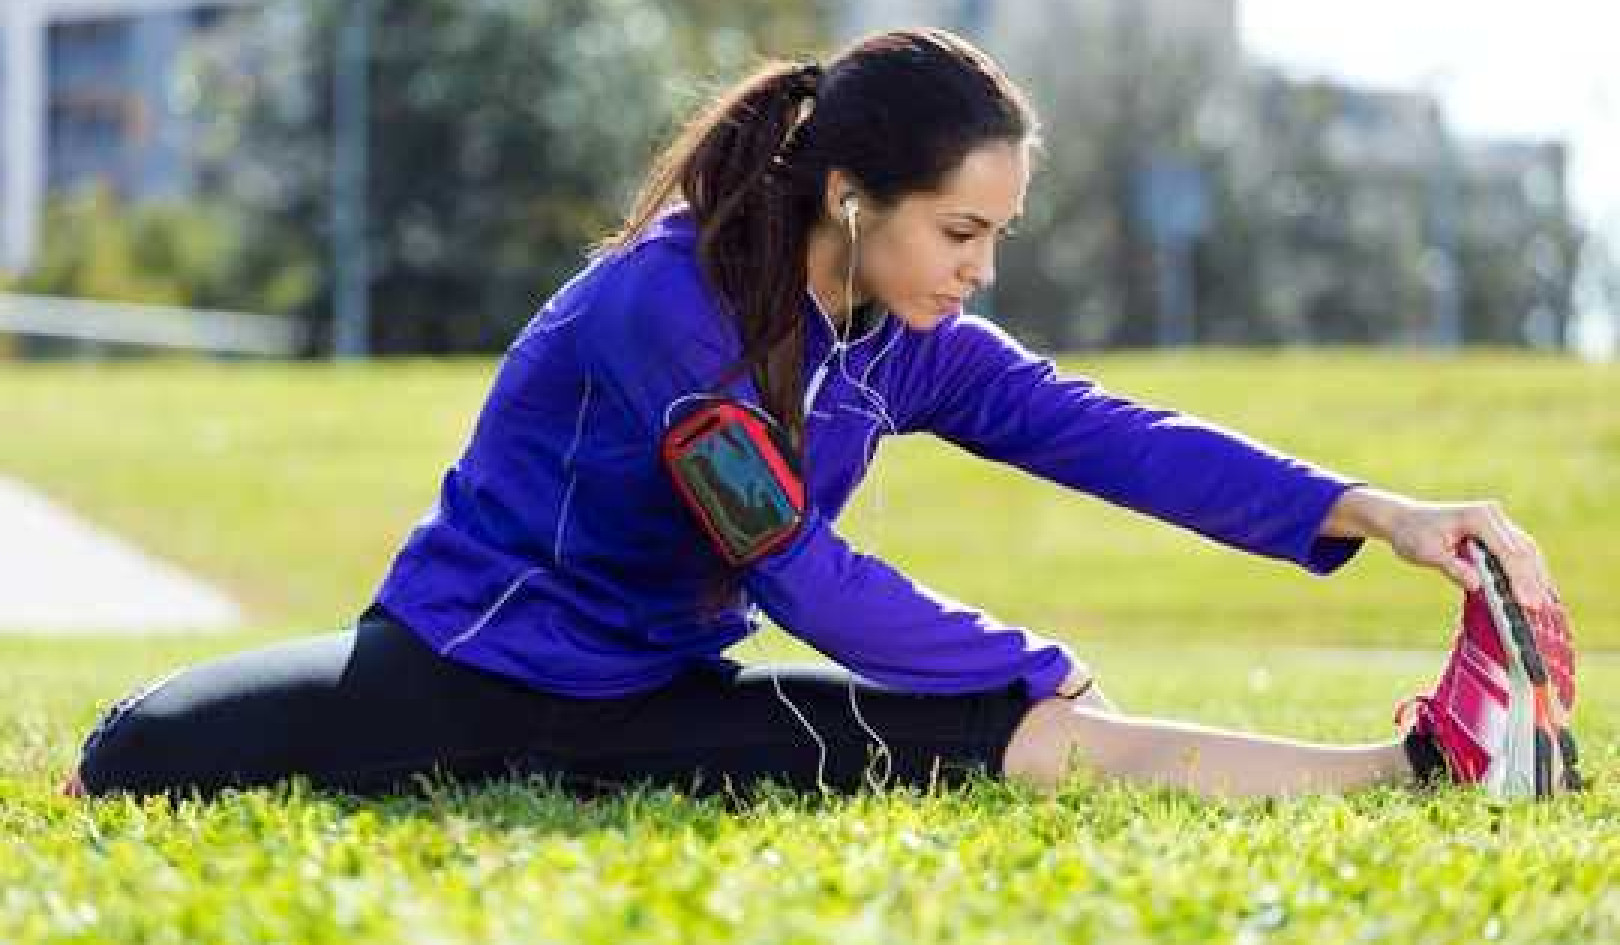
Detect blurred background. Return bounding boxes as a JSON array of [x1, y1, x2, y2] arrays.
[[1, 0, 1615, 363]]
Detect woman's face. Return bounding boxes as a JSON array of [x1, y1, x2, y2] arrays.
[[856, 139, 1030, 331]]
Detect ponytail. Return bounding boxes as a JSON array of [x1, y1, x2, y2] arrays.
[[596, 60, 824, 452]]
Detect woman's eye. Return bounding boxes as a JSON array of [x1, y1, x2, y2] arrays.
[[946, 231, 975, 243]]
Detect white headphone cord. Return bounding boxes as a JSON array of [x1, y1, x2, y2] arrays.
[[834, 202, 899, 555], [770, 665, 895, 794], [838, 203, 896, 791], [846, 677, 894, 792], [771, 666, 830, 793]]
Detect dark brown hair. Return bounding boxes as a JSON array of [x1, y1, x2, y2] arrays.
[[595, 27, 1040, 451]]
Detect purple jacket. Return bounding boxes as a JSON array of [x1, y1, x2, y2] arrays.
[[371, 207, 1364, 699]]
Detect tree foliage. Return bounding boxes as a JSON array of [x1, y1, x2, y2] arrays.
[[181, 0, 826, 354], [7, 185, 313, 314]]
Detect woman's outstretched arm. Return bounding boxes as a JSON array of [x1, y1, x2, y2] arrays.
[[894, 311, 1367, 576]]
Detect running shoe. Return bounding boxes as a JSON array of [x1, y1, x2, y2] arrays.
[[1397, 537, 1581, 798]]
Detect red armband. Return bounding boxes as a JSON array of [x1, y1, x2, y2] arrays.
[[660, 398, 805, 566]]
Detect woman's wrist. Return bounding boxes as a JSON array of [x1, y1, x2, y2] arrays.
[[1320, 485, 1413, 542]]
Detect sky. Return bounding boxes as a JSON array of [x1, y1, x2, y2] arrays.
[[1239, 0, 1617, 355]]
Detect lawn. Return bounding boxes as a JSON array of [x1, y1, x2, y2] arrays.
[[2, 351, 1617, 942]]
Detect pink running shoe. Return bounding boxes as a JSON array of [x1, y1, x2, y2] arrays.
[[1397, 538, 1581, 798]]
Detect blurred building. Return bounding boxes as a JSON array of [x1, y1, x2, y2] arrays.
[[1, 0, 251, 276], [1228, 71, 1452, 344], [1457, 139, 1577, 347], [1232, 70, 1575, 346]]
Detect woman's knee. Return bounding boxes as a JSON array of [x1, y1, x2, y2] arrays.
[[1001, 697, 1128, 791], [73, 670, 191, 796]]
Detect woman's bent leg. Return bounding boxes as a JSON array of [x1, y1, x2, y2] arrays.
[[75, 607, 572, 798], [1002, 697, 1414, 799]]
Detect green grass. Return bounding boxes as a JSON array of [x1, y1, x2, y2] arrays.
[[4, 642, 1619, 943], [2, 351, 1618, 942]]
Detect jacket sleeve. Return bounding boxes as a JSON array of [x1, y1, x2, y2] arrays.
[[741, 507, 1079, 696], [899, 312, 1365, 575], [581, 243, 1083, 698]]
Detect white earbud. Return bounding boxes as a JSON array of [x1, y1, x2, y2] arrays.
[[841, 193, 859, 232]]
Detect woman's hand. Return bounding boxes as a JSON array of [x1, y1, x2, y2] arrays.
[[1322, 486, 1557, 610]]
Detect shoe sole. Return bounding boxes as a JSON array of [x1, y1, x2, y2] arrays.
[[1469, 539, 1582, 796]]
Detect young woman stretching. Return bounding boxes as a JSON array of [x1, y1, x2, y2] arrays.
[[67, 28, 1579, 803]]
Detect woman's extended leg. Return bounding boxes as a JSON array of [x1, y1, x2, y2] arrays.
[[1001, 697, 1413, 799], [72, 606, 589, 798]]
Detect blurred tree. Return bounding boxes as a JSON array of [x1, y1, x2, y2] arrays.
[[189, 0, 828, 355]]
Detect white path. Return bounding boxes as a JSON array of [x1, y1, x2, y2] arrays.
[[0, 475, 242, 633]]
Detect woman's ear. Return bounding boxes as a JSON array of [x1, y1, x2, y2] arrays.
[[823, 168, 859, 223]]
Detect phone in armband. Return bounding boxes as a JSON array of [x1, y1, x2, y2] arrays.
[[661, 397, 806, 566]]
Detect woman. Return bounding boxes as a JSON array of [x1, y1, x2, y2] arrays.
[[68, 28, 1578, 803]]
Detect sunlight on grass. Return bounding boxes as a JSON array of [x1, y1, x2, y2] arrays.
[[1, 351, 1611, 646]]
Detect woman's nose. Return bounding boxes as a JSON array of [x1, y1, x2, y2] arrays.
[[963, 244, 996, 292]]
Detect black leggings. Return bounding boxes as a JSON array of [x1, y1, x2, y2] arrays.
[[75, 606, 1039, 801]]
